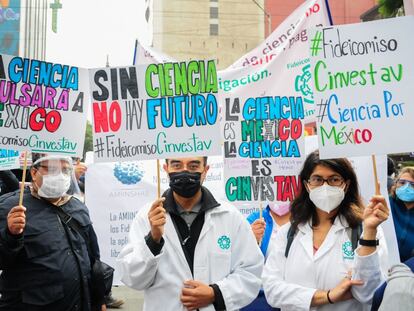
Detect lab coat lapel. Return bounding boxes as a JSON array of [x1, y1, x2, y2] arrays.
[[298, 223, 314, 261], [164, 213, 192, 276], [197, 208, 214, 243]]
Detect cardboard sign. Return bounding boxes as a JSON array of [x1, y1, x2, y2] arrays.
[[0, 54, 89, 157], [310, 16, 414, 159], [90, 61, 221, 162]]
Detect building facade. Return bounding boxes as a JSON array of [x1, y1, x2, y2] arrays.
[[265, 0, 377, 33], [152, 0, 265, 69]]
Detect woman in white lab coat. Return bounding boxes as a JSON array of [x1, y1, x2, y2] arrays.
[[263, 150, 389, 311]]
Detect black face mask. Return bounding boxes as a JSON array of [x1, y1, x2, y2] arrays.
[[169, 171, 202, 198]]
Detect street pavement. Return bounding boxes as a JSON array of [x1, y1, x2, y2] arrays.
[[111, 286, 144, 311]]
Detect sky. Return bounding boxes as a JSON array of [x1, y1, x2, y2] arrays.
[[46, 0, 150, 68]]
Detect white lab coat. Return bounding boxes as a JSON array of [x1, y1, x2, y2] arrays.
[[117, 201, 264, 311], [263, 216, 388, 311]]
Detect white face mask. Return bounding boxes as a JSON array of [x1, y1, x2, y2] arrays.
[[309, 184, 345, 214], [38, 173, 71, 198]]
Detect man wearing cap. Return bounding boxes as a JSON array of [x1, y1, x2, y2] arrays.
[[0, 154, 105, 311]]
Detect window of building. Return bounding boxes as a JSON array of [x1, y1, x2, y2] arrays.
[[210, 23, 218, 36], [210, 7, 218, 18]]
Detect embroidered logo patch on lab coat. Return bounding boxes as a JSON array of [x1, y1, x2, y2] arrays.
[[217, 235, 231, 250], [342, 241, 354, 260]]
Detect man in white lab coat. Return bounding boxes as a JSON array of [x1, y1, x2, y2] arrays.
[[117, 157, 263, 311]]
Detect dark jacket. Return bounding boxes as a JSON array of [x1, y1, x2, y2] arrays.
[[389, 197, 414, 262], [0, 189, 100, 311], [0, 170, 19, 197]]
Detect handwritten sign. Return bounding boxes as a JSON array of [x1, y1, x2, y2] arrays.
[[310, 16, 414, 158], [0, 54, 90, 157], [220, 62, 306, 204], [90, 61, 221, 162]]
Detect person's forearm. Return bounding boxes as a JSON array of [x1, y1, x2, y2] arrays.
[[311, 290, 329, 307], [358, 228, 377, 256], [0, 227, 24, 268]]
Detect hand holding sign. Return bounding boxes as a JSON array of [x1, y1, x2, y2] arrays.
[[363, 195, 390, 232], [148, 197, 166, 243], [7, 205, 26, 235], [251, 219, 266, 243]]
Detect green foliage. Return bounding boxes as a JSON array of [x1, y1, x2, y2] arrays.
[[379, 0, 404, 17], [83, 121, 93, 160]]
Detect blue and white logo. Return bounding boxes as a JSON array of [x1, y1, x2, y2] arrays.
[[342, 241, 354, 260], [217, 235, 231, 250], [113, 162, 144, 185]]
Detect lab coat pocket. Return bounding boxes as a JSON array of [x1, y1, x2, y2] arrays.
[[209, 251, 231, 282]]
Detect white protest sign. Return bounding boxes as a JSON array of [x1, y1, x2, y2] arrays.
[[90, 61, 221, 162], [134, 40, 177, 65], [231, 0, 331, 69], [0, 149, 20, 170], [227, 0, 331, 121], [310, 16, 414, 159], [305, 135, 400, 265], [0, 54, 89, 157], [85, 156, 225, 285], [221, 57, 306, 206]]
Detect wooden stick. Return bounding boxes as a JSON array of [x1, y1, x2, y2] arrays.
[[259, 201, 263, 220], [371, 155, 380, 195], [156, 159, 161, 198], [18, 151, 28, 206], [259, 201, 263, 247]]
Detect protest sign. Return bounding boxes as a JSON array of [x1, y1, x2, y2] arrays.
[[310, 16, 414, 159], [227, 0, 331, 120], [90, 61, 221, 162], [85, 155, 225, 285], [221, 58, 306, 207], [0, 54, 89, 157], [0, 149, 20, 170], [134, 40, 176, 65]]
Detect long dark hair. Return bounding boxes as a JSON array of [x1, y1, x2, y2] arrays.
[[290, 150, 363, 231]]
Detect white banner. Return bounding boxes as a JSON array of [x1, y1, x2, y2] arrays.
[[0, 54, 89, 157], [310, 16, 414, 159], [227, 0, 331, 121], [90, 61, 221, 162], [134, 40, 176, 65]]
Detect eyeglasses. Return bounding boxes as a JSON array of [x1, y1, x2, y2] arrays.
[[37, 165, 73, 176], [396, 179, 414, 187], [307, 175, 345, 187]]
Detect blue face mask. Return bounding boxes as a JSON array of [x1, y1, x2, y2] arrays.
[[396, 183, 414, 202]]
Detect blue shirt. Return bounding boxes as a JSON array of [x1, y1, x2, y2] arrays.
[[390, 197, 414, 262]]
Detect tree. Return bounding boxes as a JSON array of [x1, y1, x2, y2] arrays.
[[379, 0, 404, 17], [83, 121, 93, 160]]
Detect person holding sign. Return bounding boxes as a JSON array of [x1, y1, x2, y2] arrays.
[[388, 167, 414, 262], [117, 156, 263, 311], [0, 154, 106, 311], [263, 151, 389, 311]]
